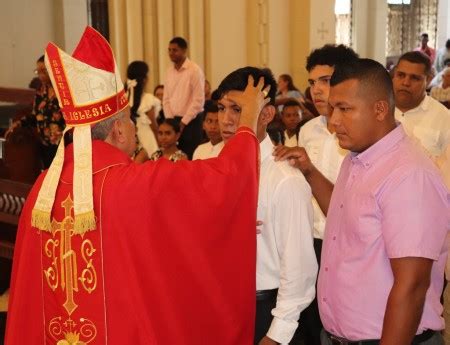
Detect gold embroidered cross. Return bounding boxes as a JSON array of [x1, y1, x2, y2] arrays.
[[49, 195, 79, 316]]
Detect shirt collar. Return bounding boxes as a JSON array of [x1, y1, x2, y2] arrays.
[[397, 95, 430, 115], [350, 124, 406, 169], [61, 140, 131, 182], [260, 135, 274, 162], [175, 57, 191, 71]]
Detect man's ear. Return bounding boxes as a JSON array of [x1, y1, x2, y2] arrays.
[[261, 105, 276, 125], [110, 118, 126, 144], [374, 100, 389, 121]]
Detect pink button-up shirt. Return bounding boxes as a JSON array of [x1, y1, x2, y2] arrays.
[[163, 58, 205, 125], [318, 125, 450, 341]]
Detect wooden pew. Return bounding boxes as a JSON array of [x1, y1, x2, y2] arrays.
[[0, 86, 41, 184], [0, 179, 32, 260]]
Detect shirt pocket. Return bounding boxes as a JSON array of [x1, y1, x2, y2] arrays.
[[348, 193, 382, 249]]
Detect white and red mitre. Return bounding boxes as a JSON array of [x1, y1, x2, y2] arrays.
[[32, 27, 128, 234]]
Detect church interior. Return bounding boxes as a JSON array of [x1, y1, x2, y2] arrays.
[[0, 0, 449, 344]]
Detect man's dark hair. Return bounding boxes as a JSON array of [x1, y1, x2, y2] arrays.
[[444, 58, 450, 66], [397, 51, 432, 76], [282, 99, 301, 110], [161, 118, 182, 133], [446, 39, 450, 49], [216, 66, 277, 106], [37, 55, 45, 63], [421, 33, 429, 39], [204, 100, 219, 115], [170, 37, 188, 49], [306, 44, 359, 72], [331, 58, 395, 114]]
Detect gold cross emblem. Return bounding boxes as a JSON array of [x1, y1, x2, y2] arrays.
[[44, 195, 97, 316]]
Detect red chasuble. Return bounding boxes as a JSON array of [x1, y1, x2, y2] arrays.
[[6, 128, 258, 344]]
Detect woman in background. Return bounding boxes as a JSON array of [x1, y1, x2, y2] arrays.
[[7, 55, 65, 169], [125, 61, 161, 162], [275, 74, 304, 111], [149, 119, 187, 162]]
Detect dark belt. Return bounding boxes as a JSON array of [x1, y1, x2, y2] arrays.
[[326, 329, 436, 345], [256, 288, 278, 301]]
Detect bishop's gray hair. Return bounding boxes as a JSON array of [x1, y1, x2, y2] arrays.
[[91, 108, 127, 140]]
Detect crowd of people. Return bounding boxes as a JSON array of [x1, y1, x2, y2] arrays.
[[4, 27, 450, 345]]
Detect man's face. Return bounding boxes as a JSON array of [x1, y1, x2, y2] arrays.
[[421, 35, 429, 46], [308, 65, 334, 116], [392, 60, 428, 112], [281, 105, 301, 131], [329, 79, 378, 153], [442, 69, 450, 88], [203, 112, 221, 143], [218, 93, 241, 143], [36, 61, 50, 85], [168, 43, 186, 64]]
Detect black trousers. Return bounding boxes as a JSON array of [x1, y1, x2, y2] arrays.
[[174, 115, 203, 160], [254, 293, 277, 344], [292, 238, 323, 345]]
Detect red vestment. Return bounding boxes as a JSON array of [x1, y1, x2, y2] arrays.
[[6, 128, 258, 344]]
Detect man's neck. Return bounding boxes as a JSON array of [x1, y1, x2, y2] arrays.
[[323, 115, 335, 134], [210, 138, 222, 146], [397, 94, 426, 113], [174, 58, 187, 70]]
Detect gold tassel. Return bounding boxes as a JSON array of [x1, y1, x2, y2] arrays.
[[73, 211, 96, 234], [31, 209, 52, 232]]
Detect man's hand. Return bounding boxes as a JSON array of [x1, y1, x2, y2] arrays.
[[274, 144, 334, 215], [273, 145, 315, 177], [258, 336, 279, 345], [226, 75, 270, 133], [5, 120, 21, 139]]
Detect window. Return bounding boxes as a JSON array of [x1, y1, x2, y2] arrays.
[[335, 0, 352, 46], [386, 0, 437, 58]]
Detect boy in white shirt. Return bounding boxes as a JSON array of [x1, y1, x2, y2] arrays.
[[192, 100, 224, 160]]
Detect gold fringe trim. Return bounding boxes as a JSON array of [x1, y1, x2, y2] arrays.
[[31, 209, 52, 232], [73, 211, 97, 234]]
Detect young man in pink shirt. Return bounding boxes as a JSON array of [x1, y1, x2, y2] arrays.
[[275, 59, 449, 345]]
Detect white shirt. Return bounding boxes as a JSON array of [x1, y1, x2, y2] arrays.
[[284, 131, 298, 147], [430, 84, 450, 102], [136, 93, 161, 155], [257, 135, 318, 344], [192, 141, 224, 160], [395, 95, 450, 158], [298, 116, 348, 239]]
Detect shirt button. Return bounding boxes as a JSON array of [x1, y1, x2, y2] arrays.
[[333, 236, 336, 240], [325, 267, 328, 271], [323, 297, 327, 302], [340, 204, 343, 208]]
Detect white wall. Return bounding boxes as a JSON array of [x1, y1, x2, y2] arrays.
[[352, 0, 387, 64], [267, 0, 290, 79], [0, 0, 56, 88], [208, 0, 247, 89], [310, 0, 335, 49], [437, 0, 450, 48], [0, 0, 88, 89]]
